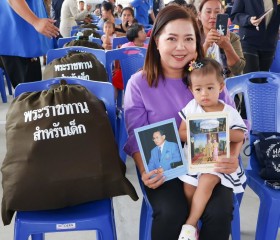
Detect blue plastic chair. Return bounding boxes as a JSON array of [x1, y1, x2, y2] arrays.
[[270, 40, 280, 73], [13, 77, 117, 240], [225, 71, 280, 240], [106, 47, 147, 161], [112, 37, 129, 49], [57, 36, 102, 48], [46, 46, 106, 66], [0, 67, 13, 103]]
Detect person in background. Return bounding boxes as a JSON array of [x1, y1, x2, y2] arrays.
[[230, 0, 280, 76], [124, 5, 241, 240], [121, 23, 148, 48], [0, 0, 59, 88], [97, 1, 121, 30], [51, 0, 64, 29], [129, 0, 155, 25], [149, 0, 165, 24], [101, 20, 116, 50], [115, 4, 123, 18], [115, 7, 136, 36], [78, 0, 85, 11], [93, 4, 101, 16], [198, 0, 245, 78], [59, 0, 92, 37], [177, 58, 246, 240]]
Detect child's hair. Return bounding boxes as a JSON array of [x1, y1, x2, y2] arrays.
[[186, 58, 224, 86], [126, 23, 144, 42], [103, 20, 115, 31]]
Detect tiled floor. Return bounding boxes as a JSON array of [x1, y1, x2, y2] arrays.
[[0, 91, 278, 240]]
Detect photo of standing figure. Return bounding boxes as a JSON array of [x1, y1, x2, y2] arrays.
[[204, 138, 213, 162]]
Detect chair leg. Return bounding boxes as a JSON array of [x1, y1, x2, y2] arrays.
[[231, 196, 241, 240], [139, 199, 152, 240], [4, 72, 13, 95], [255, 199, 280, 240], [0, 69, 7, 103], [31, 233, 45, 240]]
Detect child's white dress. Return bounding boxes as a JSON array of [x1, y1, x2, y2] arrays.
[[178, 99, 247, 193]]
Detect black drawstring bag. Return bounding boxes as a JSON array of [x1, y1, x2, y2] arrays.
[[244, 131, 280, 180], [1, 81, 138, 225]]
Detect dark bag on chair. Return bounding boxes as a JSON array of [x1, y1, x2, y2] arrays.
[[1, 81, 138, 225], [246, 131, 280, 180]]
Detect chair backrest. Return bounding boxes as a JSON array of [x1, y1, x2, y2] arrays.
[[14, 78, 116, 135], [46, 46, 106, 66], [57, 37, 103, 48], [112, 37, 129, 49], [269, 40, 280, 73], [106, 47, 147, 88], [225, 72, 280, 169]]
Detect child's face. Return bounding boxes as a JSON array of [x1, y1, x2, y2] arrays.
[[137, 28, 147, 42], [103, 23, 114, 35], [189, 72, 224, 108]]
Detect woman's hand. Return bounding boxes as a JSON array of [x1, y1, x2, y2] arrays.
[[142, 168, 165, 189], [203, 29, 220, 50], [216, 30, 231, 50], [214, 156, 238, 174]]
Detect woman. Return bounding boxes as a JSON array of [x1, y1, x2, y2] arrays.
[[124, 5, 241, 240], [230, 0, 280, 74], [97, 1, 121, 30], [115, 7, 136, 36], [198, 0, 245, 77], [59, 0, 92, 37]]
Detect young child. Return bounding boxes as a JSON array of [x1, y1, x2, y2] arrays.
[[121, 23, 148, 48], [178, 58, 247, 240], [101, 20, 116, 50]]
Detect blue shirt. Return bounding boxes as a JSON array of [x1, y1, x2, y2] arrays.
[[0, 0, 54, 57], [130, 0, 151, 25]]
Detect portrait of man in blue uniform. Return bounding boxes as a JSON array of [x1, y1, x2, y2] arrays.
[[148, 129, 182, 171]]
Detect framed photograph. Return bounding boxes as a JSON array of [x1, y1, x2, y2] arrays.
[[134, 118, 187, 181], [186, 112, 229, 175]]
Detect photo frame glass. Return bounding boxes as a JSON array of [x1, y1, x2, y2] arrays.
[[186, 112, 229, 175], [134, 118, 187, 181]]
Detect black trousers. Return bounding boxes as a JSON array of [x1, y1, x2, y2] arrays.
[[243, 48, 275, 74], [0, 55, 42, 89], [145, 178, 233, 240]]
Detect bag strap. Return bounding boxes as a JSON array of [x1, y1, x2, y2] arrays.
[[243, 144, 253, 157]]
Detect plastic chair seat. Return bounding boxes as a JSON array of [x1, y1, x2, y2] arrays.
[[15, 199, 116, 240]]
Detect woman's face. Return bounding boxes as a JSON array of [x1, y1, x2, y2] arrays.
[[199, 0, 223, 31], [101, 7, 110, 19], [121, 10, 134, 25], [156, 19, 197, 77]]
